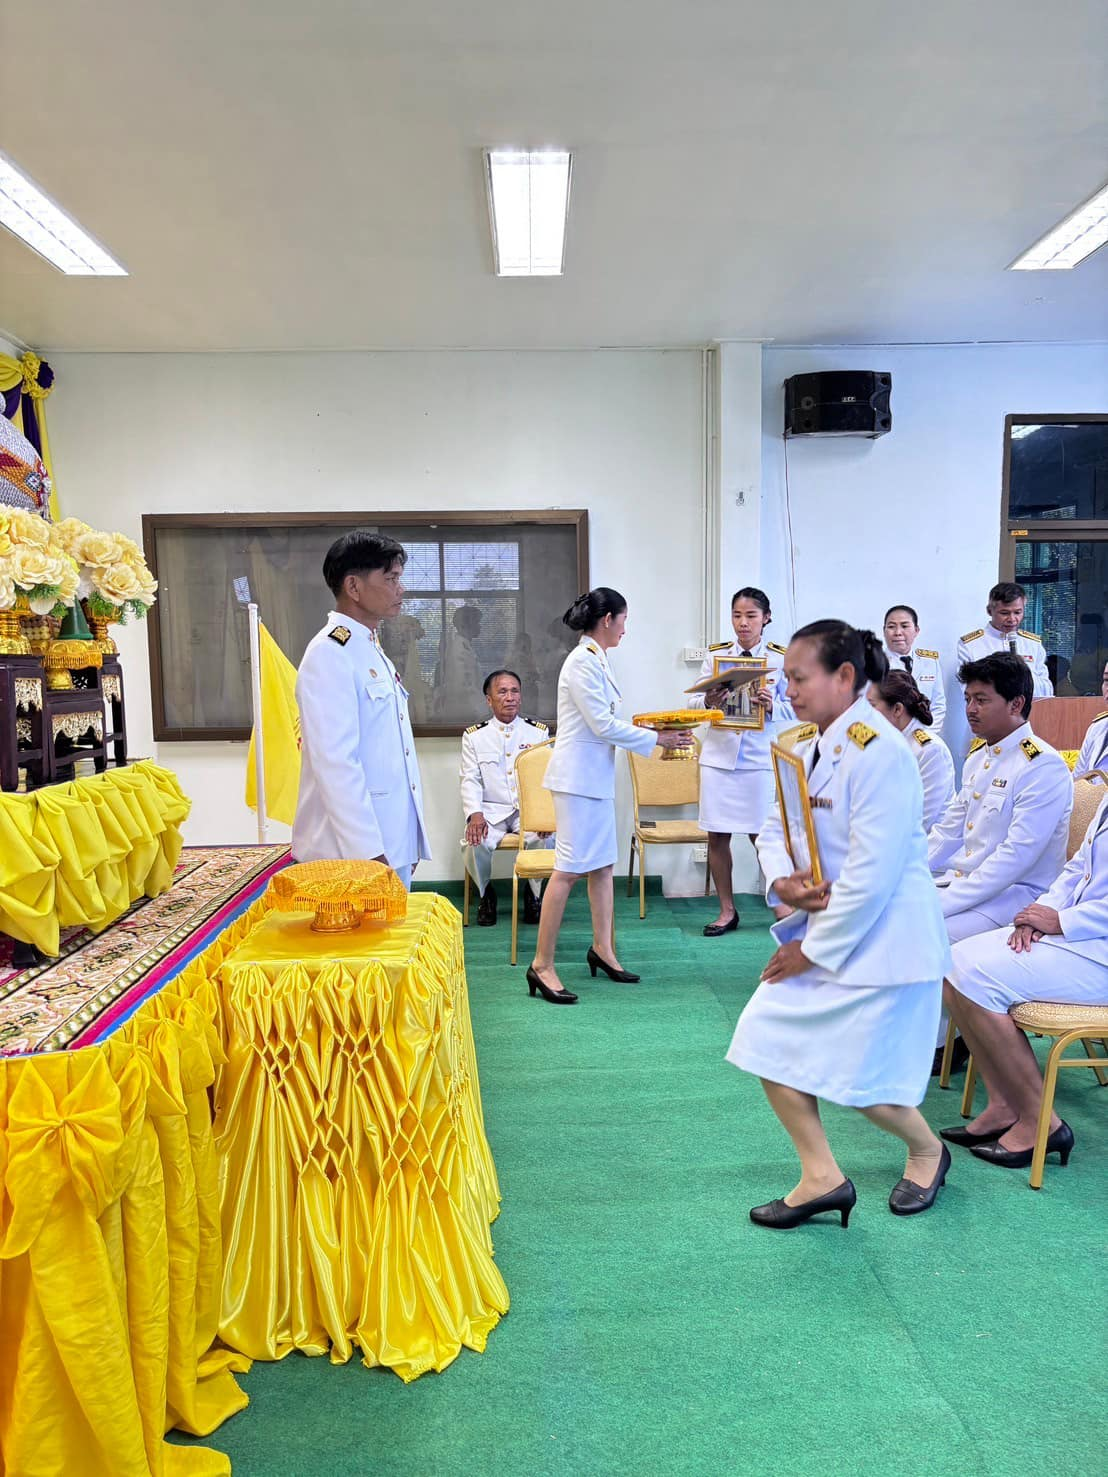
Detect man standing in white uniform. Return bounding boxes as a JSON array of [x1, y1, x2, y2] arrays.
[[292, 530, 430, 887], [461, 668, 551, 926], [956, 581, 1053, 699], [882, 603, 947, 731]]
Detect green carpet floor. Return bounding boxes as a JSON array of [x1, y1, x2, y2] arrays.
[[178, 881, 1108, 1476]]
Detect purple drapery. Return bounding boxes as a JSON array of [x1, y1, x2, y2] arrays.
[[1, 358, 53, 459]]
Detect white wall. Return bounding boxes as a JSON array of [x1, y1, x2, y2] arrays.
[[759, 342, 1108, 755], [48, 349, 710, 891]]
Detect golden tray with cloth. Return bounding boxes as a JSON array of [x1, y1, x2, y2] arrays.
[[267, 858, 408, 932], [632, 709, 720, 760]]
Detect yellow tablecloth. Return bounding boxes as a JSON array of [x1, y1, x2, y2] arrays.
[[207, 892, 509, 1381], [0, 761, 191, 956]]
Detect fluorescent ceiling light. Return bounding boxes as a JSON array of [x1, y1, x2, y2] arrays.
[[0, 152, 127, 276], [484, 149, 571, 277], [1008, 180, 1108, 271]]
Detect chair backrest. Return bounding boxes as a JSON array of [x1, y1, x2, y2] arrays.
[[1030, 696, 1104, 753], [627, 739, 701, 813], [515, 740, 557, 835], [1069, 775, 1108, 858]]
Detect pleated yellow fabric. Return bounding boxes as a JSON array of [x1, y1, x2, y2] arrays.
[[200, 892, 509, 1381], [0, 1005, 250, 1477], [0, 762, 190, 955]]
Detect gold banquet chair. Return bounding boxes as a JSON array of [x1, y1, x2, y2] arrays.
[[462, 832, 521, 926], [626, 740, 709, 920], [510, 740, 557, 967], [939, 768, 1108, 1091]]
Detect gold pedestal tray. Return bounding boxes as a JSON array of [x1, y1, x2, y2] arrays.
[[632, 710, 719, 760], [267, 859, 409, 933]]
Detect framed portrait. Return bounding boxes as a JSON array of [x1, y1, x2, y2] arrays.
[[712, 656, 768, 731], [770, 743, 823, 883]]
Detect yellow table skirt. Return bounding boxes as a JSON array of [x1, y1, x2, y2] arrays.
[[206, 892, 509, 1381], [0, 761, 191, 956]]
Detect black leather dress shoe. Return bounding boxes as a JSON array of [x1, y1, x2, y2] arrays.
[[522, 887, 542, 925], [702, 914, 739, 938], [750, 1179, 856, 1229], [477, 885, 498, 926], [888, 1144, 950, 1216], [970, 1121, 1074, 1170], [939, 1121, 1016, 1148], [931, 1035, 971, 1078]]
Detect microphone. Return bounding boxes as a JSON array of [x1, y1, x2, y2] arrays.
[[1008, 636, 1017, 655]]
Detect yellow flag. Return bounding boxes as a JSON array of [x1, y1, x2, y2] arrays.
[[245, 622, 301, 826]]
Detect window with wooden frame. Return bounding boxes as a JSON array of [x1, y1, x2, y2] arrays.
[[1001, 414, 1108, 697], [142, 511, 588, 740]]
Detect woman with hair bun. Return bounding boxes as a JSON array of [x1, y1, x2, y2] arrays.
[[526, 588, 691, 1004], [867, 668, 956, 830], [727, 620, 952, 1227]]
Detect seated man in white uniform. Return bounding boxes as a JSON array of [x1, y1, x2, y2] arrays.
[[1074, 660, 1108, 778], [926, 652, 1071, 1071], [955, 581, 1053, 699], [293, 530, 430, 888], [882, 603, 947, 731], [939, 788, 1108, 1169], [460, 668, 551, 926]]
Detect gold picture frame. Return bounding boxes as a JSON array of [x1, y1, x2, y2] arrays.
[[712, 656, 767, 731], [770, 742, 823, 883]]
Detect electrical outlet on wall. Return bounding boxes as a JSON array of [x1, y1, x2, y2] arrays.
[[683, 646, 707, 663], [692, 844, 708, 863]]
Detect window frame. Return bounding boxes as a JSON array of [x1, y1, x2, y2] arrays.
[[1000, 413, 1108, 576], [142, 509, 589, 742]]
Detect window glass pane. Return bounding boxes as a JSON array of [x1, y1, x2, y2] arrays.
[[1015, 538, 1108, 695], [442, 542, 520, 590], [1008, 421, 1108, 521], [402, 542, 441, 591]]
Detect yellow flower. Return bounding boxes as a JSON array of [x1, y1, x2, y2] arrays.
[[98, 560, 143, 604], [53, 517, 93, 558], [0, 572, 16, 609], [10, 543, 60, 589], [55, 555, 80, 605], [8, 509, 51, 549], [78, 529, 126, 569], [0, 518, 11, 558]]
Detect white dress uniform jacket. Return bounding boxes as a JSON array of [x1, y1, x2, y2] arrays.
[[1075, 711, 1108, 778], [955, 625, 1053, 698], [926, 721, 1071, 921], [902, 719, 956, 832], [543, 637, 656, 798], [885, 645, 947, 730], [691, 638, 793, 771], [758, 698, 951, 985], [460, 714, 550, 824], [1034, 793, 1108, 966], [292, 612, 431, 872]]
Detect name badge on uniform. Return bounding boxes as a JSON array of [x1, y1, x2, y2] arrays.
[[811, 797, 833, 809], [610, 701, 616, 713], [991, 778, 1007, 788]]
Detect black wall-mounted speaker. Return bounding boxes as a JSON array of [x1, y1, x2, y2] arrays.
[[784, 371, 892, 439]]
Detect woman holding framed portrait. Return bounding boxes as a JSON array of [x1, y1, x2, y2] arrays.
[[727, 620, 952, 1228], [689, 588, 793, 937]]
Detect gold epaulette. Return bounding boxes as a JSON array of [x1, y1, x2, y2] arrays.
[[586, 642, 600, 655], [766, 641, 787, 655], [1018, 629, 1042, 643], [708, 640, 732, 652], [525, 717, 549, 730], [961, 629, 984, 643], [1020, 737, 1042, 761], [913, 728, 933, 746], [847, 721, 878, 750], [968, 736, 986, 753], [464, 719, 490, 734], [328, 625, 352, 645], [914, 647, 938, 660], [778, 721, 817, 749], [1095, 711, 1108, 722]]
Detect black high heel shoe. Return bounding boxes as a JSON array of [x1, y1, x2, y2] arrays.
[[586, 947, 640, 983], [888, 1143, 950, 1216], [749, 1179, 856, 1229], [970, 1120, 1073, 1170], [526, 967, 577, 1005], [939, 1120, 1016, 1148]]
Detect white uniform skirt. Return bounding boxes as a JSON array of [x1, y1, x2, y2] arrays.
[[950, 928, 1108, 1014], [552, 791, 618, 873], [726, 966, 942, 1108], [699, 766, 775, 835]]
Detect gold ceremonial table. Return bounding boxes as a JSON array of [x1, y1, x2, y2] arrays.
[[212, 892, 508, 1381]]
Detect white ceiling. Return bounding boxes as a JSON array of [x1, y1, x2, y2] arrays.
[[1, 0, 1107, 352]]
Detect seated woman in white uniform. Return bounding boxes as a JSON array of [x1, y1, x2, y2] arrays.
[[527, 588, 691, 1005], [727, 620, 952, 1227], [941, 789, 1108, 1170], [1074, 660, 1108, 778], [867, 668, 955, 831], [691, 587, 792, 936]]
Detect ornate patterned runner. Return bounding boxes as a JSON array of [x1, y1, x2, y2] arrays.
[[0, 843, 289, 1056]]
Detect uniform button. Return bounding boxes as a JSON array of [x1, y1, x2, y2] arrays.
[[992, 745, 1002, 754], [973, 792, 982, 800], [967, 822, 973, 831], [834, 744, 842, 755], [983, 762, 990, 770], [411, 784, 416, 791], [405, 748, 410, 756], [955, 870, 964, 877]]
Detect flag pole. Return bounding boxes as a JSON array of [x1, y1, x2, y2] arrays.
[[247, 602, 269, 842]]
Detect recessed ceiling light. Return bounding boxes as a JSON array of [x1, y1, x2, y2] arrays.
[[1008, 180, 1108, 271], [0, 152, 127, 276], [484, 149, 571, 277]]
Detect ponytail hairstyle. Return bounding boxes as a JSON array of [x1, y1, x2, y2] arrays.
[[562, 586, 628, 633], [793, 618, 888, 692], [875, 668, 933, 726]]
